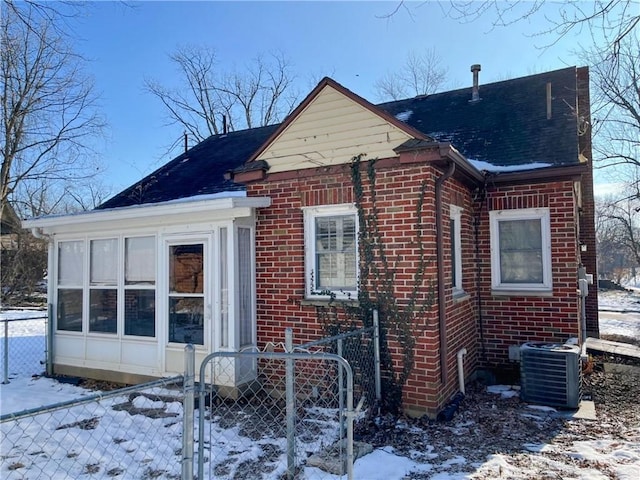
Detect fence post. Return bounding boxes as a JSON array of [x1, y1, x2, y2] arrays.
[[337, 337, 345, 436], [46, 304, 53, 377], [285, 328, 295, 480], [2, 320, 8, 384], [373, 309, 382, 406], [182, 344, 195, 480]]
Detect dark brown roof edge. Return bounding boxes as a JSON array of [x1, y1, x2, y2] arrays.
[[244, 77, 430, 165], [395, 139, 485, 186], [486, 163, 588, 185]]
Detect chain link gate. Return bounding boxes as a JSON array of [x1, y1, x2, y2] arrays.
[[196, 338, 356, 480]]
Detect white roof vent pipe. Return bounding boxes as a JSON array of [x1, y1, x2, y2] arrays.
[[470, 64, 482, 103]]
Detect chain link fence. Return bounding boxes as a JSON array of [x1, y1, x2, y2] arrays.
[[1, 313, 48, 384], [193, 321, 380, 480], [295, 312, 381, 413], [196, 346, 357, 480], [1, 316, 380, 479], [1, 376, 186, 479]]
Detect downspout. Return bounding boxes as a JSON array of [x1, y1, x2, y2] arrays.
[[31, 227, 55, 377], [457, 348, 467, 395], [473, 183, 488, 362], [436, 161, 455, 384]]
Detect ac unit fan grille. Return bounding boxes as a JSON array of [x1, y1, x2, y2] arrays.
[[520, 342, 581, 409]]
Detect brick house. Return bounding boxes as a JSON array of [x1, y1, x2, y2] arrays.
[[23, 66, 597, 417]]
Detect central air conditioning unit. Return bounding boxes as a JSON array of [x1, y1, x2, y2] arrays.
[[520, 342, 581, 409]]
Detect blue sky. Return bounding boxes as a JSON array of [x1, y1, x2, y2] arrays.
[[70, 1, 598, 194]]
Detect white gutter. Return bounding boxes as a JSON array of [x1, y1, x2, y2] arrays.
[[22, 196, 272, 234]]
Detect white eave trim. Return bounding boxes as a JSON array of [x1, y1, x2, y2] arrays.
[[22, 195, 272, 234]]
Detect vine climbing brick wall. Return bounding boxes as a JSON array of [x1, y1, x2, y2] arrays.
[[247, 156, 479, 418]]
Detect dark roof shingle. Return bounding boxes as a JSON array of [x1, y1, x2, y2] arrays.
[[98, 67, 581, 209], [97, 124, 279, 210], [378, 66, 580, 168]]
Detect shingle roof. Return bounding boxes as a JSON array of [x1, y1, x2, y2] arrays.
[[97, 124, 279, 209], [377, 66, 580, 168], [98, 67, 581, 209]]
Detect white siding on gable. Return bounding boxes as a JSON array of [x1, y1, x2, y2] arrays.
[[257, 85, 414, 172]]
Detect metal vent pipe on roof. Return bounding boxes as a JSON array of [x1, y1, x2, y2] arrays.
[[470, 64, 481, 103]]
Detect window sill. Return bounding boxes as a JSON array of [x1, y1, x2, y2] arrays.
[[300, 298, 360, 308], [491, 288, 553, 298], [452, 290, 470, 303]]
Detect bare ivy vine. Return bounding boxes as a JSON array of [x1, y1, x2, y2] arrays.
[[317, 154, 435, 413]]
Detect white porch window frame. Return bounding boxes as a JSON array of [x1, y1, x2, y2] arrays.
[[489, 207, 552, 293], [26, 195, 268, 380], [450, 205, 463, 294], [236, 226, 255, 348], [303, 203, 358, 300], [56, 240, 85, 333], [88, 238, 119, 335], [165, 238, 208, 348], [124, 235, 157, 338]]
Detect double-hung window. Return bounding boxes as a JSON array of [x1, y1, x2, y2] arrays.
[[489, 208, 552, 292], [57, 241, 84, 332], [89, 239, 118, 333], [450, 205, 463, 293], [124, 236, 156, 337], [304, 204, 358, 299]]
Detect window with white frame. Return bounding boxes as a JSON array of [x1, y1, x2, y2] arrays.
[[168, 243, 205, 345], [56, 236, 157, 336], [57, 241, 84, 332], [89, 238, 118, 334], [238, 227, 253, 346], [304, 204, 358, 299], [450, 205, 463, 293], [124, 236, 156, 337], [489, 208, 552, 292]]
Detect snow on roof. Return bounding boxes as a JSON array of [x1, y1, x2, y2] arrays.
[[468, 158, 553, 173], [395, 110, 413, 122]]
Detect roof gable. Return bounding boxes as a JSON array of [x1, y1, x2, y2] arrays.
[[250, 78, 427, 173]]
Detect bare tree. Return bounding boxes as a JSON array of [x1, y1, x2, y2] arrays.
[[145, 45, 299, 150], [12, 176, 111, 218], [587, 34, 640, 174], [441, 1, 638, 55], [596, 179, 640, 282], [1, 0, 105, 223], [374, 48, 448, 101]]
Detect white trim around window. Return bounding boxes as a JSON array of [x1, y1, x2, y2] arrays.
[[303, 204, 358, 300], [450, 205, 463, 294], [489, 207, 552, 293]]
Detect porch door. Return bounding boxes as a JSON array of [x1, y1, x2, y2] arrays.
[[165, 241, 209, 372]]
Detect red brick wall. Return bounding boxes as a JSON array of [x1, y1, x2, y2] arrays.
[[246, 157, 584, 415], [475, 180, 581, 369], [247, 158, 478, 417]]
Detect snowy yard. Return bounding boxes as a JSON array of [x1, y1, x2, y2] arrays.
[[1, 288, 639, 479]]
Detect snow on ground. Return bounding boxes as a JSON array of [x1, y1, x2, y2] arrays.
[[598, 286, 640, 339], [1, 294, 639, 479]]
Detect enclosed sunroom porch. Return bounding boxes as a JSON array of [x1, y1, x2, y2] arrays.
[[23, 194, 269, 387]]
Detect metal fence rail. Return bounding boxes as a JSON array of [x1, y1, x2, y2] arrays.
[[0, 314, 47, 384], [1, 375, 186, 479]]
